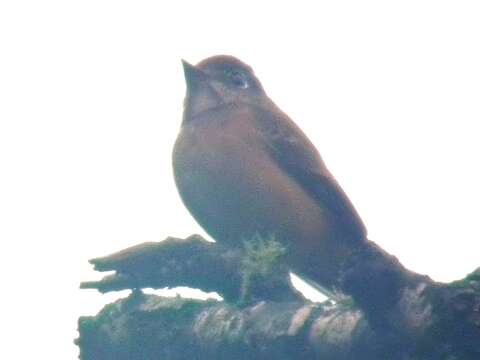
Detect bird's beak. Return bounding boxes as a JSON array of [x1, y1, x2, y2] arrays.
[[182, 59, 207, 89]]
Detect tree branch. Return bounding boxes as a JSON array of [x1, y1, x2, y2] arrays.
[[78, 235, 480, 359]]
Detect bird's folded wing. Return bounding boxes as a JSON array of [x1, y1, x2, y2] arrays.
[[253, 106, 367, 241]]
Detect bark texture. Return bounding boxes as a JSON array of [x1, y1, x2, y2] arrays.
[[77, 235, 480, 359]]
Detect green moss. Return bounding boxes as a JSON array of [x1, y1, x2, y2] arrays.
[[77, 291, 222, 359], [239, 234, 288, 303], [464, 268, 480, 282], [449, 267, 480, 289], [242, 234, 287, 277], [335, 297, 356, 309]]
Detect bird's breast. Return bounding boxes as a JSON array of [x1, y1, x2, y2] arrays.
[[172, 110, 332, 256]]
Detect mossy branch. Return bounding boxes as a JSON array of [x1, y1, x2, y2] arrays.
[[78, 235, 480, 359]]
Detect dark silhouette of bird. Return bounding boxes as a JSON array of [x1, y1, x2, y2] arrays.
[[173, 55, 367, 292]]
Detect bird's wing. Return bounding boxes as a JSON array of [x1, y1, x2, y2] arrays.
[[253, 106, 367, 241]]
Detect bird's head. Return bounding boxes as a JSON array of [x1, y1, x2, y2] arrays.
[[181, 55, 268, 121]]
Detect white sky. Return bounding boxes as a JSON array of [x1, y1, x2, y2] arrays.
[[1, 1, 479, 358]]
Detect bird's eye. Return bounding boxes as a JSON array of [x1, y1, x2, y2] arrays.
[[226, 70, 249, 89]]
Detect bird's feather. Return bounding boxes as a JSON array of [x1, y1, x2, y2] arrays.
[[253, 106, 367, 241]]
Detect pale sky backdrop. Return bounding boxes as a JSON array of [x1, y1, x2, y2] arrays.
[[1, 1, 479, 358]]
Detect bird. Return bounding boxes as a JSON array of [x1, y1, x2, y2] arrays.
[[172, 55, 367, 292]]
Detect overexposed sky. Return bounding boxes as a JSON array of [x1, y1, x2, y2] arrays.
[[1, 1, 479, 358]]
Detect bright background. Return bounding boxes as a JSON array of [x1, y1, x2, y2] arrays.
[[1, 1, 479, 358]]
